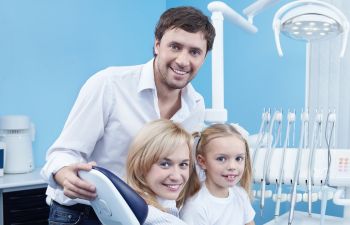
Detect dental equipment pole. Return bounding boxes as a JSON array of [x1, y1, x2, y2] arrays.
[[275, 110, 295, 220], [319, 111, 336, 225], [206, 1, 257, 124], [260, 110, 282, 216], [288, 110, 309, 225]]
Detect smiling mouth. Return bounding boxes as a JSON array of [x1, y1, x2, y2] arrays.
[[171, 67, 189, 75], [163, 183, 182, 191], [223, 175, 238, 182]]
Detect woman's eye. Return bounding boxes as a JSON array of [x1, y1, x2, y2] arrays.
[[159, 161, 171, 168]]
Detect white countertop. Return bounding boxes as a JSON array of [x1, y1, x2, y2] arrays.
[[0, 168, 46, 190]]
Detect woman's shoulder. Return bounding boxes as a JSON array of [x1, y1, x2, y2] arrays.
[[145, 205, 187, 225]]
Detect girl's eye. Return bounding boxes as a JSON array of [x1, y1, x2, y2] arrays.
[[216, 156, 226, 162], [179, 162, 189, 169], [236, 156, 245, 162]]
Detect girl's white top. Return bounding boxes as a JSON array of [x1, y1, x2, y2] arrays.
[[180, 183, 255, 225]]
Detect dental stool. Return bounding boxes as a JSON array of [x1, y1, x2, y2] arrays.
[[79, 166, 148, 225]]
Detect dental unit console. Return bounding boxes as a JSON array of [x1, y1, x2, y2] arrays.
[[251, 109, 350, 225], [205, 1, 349, 224]]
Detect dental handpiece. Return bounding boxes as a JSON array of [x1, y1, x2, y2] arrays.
[[307, 112, 322, 215], [252, 110, 270, 173], [288, 111, 308, 225], [261, 110, 281, 215], [275, 111, 295, 219]]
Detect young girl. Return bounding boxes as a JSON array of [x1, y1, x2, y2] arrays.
[[126, 119, 200, 225], [180, 123, 255, 225]]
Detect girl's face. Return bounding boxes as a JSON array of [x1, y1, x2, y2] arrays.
[[197, 135, 246, 197], [145, 142, 190, 200]]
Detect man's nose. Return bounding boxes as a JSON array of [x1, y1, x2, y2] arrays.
[[175, 51, 190, 67]]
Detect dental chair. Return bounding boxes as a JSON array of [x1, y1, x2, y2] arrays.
[[78, 166, 148, 225]]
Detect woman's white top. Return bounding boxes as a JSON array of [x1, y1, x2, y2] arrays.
[[144, 198, 187, 225]]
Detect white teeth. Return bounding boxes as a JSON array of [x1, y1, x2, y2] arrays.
[[165, 184, 181, 190], [172, 68, 187, 75]]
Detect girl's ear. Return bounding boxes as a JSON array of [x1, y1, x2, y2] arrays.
[[197, 154, 207, 170]]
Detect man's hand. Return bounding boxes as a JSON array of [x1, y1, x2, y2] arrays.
[[54, 162, 97, 200]]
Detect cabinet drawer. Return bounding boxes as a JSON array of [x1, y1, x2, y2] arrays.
[[3, 188, 49, 225]]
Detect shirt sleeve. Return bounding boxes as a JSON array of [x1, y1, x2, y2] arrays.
[[41, 71, 114, 188], [51, 73, 112, 156], [241, 189, 255, 223], [40, 149, 86, 188]]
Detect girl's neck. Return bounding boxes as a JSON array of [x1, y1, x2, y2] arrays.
[[205, 179, 230, 198]]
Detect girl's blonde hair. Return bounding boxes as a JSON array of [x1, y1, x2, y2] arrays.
[[126, 119, 200, 210], [194, 124, 252, 198]]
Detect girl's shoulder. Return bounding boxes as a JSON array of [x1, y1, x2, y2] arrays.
[[230, 186, 251, 202]]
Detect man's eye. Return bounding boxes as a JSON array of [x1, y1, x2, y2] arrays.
[[190, 49, 201, 56], [170, 44, 180, 50]]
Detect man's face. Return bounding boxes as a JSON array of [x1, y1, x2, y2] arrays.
[[154, 28, 207, 91]]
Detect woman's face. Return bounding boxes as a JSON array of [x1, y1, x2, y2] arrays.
[[145, 142, 190, 200]]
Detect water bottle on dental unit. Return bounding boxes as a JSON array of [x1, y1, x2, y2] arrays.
[[0, 115, 35, 174]]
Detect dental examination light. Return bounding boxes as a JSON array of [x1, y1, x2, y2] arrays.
[[244, 0, 280, 23], [273, 0, 349, 58], [206, 0, 278, 123]]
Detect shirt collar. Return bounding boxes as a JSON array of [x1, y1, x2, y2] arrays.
[[137, 58, 156, 93]]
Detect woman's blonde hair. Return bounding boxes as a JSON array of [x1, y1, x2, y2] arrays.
[[126, 119, 200, 210], [194, 124, 252, 198]]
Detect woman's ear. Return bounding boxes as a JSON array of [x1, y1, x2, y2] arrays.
[[197, 154, 206, 170]]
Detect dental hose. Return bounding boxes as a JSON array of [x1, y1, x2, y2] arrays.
[[252, 110, 270, 174], [261, 110, 282, 216], [320, 112, 335, 225], [252, 110, 270, 212], [288, 111, 308, 225], [275, 111, 295, 220], [307, 112, 323, 216]]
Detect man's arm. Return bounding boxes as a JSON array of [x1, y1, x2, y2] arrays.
[[40, 149, 97, 200]]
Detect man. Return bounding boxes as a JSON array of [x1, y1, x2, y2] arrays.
[[41, 6, 215, 225]]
